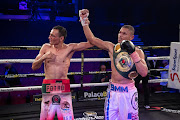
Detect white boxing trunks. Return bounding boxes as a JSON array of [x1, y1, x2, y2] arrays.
[[104, 81, 139, 120], [40, 79, 74, 120]]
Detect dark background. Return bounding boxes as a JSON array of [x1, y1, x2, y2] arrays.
[[0, 0, 179, 105], [0, 0, 179, 84], [0, 0, 179, 46]]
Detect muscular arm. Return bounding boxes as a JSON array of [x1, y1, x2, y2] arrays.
[[135, 49, 148, 77], [83, 25, 114, 52], [32, 44, 47, 71], [79, 9, 114, 52], [71, 41, 94, 51]]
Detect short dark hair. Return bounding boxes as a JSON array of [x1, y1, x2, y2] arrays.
[[53, 25, 67, 40], [122, 25, 135, 35]]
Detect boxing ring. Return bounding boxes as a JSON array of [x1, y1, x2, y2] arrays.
[[0, 45, 180, 120]]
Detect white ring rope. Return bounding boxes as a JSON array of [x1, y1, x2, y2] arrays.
[[0, 56, 170, 64], [149, 69, 168, 72], [0, 59, 34, 63], [0, 58, 111, 63], [141, 79, 168, 84], [0, 82, 109, 92], [147, 56, 170, 60], [0, 79, 169, 92]]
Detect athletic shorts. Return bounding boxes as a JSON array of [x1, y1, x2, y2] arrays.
[[104, 81, 139, 120], [40, 79, 74, 120]]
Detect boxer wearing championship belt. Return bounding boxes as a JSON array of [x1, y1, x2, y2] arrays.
[[113, 42, 138, 80], [80, 9, 148, 120], [32, 25, 94, 120]]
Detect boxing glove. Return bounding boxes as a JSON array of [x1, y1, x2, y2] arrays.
[[120, 40, 141, 63], [120, 40, 135, 55]]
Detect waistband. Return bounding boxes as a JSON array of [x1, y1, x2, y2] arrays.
[[42, 79, 70, 84], [109, 80, 135, 92], [42, 79, 70, 93]]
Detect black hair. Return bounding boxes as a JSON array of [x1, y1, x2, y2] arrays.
[[53, 25, 67, 40]]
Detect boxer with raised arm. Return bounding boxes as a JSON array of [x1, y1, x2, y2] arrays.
[[79, 9, 148, 120], [32, 25, 93, 120]]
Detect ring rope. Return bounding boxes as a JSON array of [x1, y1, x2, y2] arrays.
[[0, 58, 111, 63], [0, 46, 101, 51], [0, 56, 170, 64], [142, 46, 170, 49], [0, 46, 41, 50], [147, 56, 170, 60], [0, 79, 168, 92], [146, 79, 168, 83], [0, 83, 109, 92], [149, 69, 169, 72], [0, 69, 168, 78], [0, 46, 170, 50], [0, 71, 112, 78]]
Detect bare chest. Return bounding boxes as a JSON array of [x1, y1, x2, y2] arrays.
[[46, 50, 71, 65]]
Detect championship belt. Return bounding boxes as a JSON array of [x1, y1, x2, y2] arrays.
[[113, 43, 138, 79]]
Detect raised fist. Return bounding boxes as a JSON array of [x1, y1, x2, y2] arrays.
[[79, 9, 89, 18], [79, 9, 89, 26]]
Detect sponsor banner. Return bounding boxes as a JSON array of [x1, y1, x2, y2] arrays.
[[33, 94, 42, 103], [168, 42, 180, 89], [80, 91, 107, 101]]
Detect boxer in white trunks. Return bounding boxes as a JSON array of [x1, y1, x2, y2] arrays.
[[79, 9, 148, 120]]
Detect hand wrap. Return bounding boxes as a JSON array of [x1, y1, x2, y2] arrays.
[[79, 10, 89, 26], [130, 51, 141, 63]]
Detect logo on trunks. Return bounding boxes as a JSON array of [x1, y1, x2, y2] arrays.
[[61, 101, 70, 112], [52, 95, 61, 105], [115, 52, 133, 72], [131, 92, 138, 110], [111, 84, 128, 92], [46, 83, 65, 92], [128, 112, 138, 120]]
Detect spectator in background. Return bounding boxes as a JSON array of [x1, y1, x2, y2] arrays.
[[4, 63, 21, 87], [160, 60, 169, 79], [160, 60, 179, 93], [0, 79, 5, 86], [160, 60, 169, 91], [91, 64, 110, 92], [149, 54, 162, 79]]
